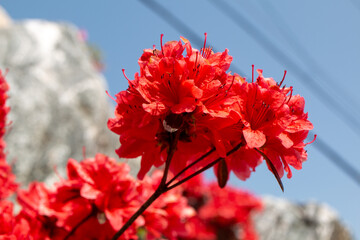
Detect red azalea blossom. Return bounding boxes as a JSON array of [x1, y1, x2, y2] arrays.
[[198, 184, 262, 240], [0, 201, 31, 240], [235, 70, 314, 181], [0, 70, 17, 200], [16, 155, 141, 240], [0, 160, 17, 200], [108, 34, 241, 180], [180, 174, 262, 240], [108, 35, 314, 189], [15, 154, 204, 240], [213, 68, 314, 188], [140, 170, 196, 240], [52, 154, 140, 239], [17, 182, 67, 240]]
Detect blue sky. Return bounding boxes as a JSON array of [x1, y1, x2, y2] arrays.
[[2, 1, 360, 238]]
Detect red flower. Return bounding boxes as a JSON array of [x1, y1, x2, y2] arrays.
[[53, 154, 141, 239], [0, 70, 17, 201], [16, 182, 67, 240], [212, 69, 314, 188], [108, 34, 238, 179], [140, 170, 196, 240], [0, 160, 17, 200], [16, 155, 144, 240], [0, 201, 32, 240], [235, 73, 291, 149], [109, 35, 314, 189], [180, 174, 262, 240], [16, 154, 203, 240]]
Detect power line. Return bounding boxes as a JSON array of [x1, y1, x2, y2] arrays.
[[138, 0, 360, 188], [248, 1, 360, 186], [209, 0, 360, 137], [208, 0, 360, 187], [314, 136, 360, 187], [138, 0, 245, 76], [253, 0, 360, 119]]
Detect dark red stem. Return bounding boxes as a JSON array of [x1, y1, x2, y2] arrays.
[[166, 146, 216, 186], [64, 206, 96, 240], [111, 137, 242, 239], [111, 130, 180, 240], [166, 143, 242, 191]]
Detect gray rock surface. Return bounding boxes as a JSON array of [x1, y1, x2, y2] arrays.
[[0, 16, 129, 184], [0, 6, 12, 29], [254, 196, 353, 240]]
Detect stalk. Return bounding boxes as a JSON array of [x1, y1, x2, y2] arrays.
[[111, 136, 242, 239], [111, 130, 180, 240], [166, 143, 242, 191]]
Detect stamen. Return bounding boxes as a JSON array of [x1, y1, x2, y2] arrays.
[[152, 45, 157, 56], [202, 47, 213, 59], [203, 33, 207, 53], [122, 69, 134, 88], [53, 165, 64, 182], [193, 52, 199, 72], [160, 34, 164, 56], [252, 84, 258, 107], [305, 134, 317, 145], [252, 102, 270, 128], [225, 75, 235, 95], [278, 70, 287, 87], [252, 65, 254, 83], [82, 146, 86, 159], [105, 90, 116, 102], [286, 87, 294, 104], [200, 33, 213, 59]]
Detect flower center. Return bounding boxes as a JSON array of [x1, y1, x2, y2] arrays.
[[250, 101, 272, 130], [163, 113, 185, 133]]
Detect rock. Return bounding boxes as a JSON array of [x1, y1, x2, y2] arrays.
[[253, 196, 353, 240], [0, 15, 138, 184], [0, 6, 12, 29]]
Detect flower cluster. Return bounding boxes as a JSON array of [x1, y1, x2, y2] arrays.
[[0, 70, 26, 239], [0, 70, 17, 201], [108, 35, 314, 188], [12, 154, 193, 239], [180, 174, 262, 240], [1, 153, 262, 240]]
